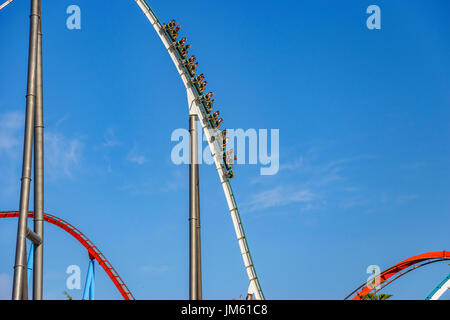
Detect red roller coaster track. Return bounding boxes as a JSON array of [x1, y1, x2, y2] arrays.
[[347, 251, 450, 300], [0, 211, 134, 300]]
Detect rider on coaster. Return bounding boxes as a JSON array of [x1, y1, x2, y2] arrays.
[[164, 20, 181, 41], [225, 170, 234, 179], [176, 38, 191, 59], [189, 62, 198, 76], [204, 92, 214, 101], [186, 58, 198, 76], [180, 44, 191, 59], [212, 118, 223, 130], [197, 80, 207, 94], [193, 74, 207, 94], [202, 92, 215, 113]]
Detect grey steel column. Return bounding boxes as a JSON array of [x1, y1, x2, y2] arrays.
[[12, 0, 40, 300], [33, 1, 44, 300], [22, 248, 28, 300], [196, 190, 202, 299], [189, 115, 202, 300]]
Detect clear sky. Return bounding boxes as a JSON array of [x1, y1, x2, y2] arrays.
[[0, 0, 449, 300]]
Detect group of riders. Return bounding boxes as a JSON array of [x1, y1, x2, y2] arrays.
[[163, 20, 235, 179]]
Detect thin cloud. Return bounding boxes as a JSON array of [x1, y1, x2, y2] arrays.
[[0, 111, 24, 199], [45, 132, 83, 179], [54, 113, 70, 128], [395, 194, 418, 204], [0, 273, 12, 300], [279, 156, 304, 171], [161, 170, 185, 192], [103, 128, 120, 148], [245, 186, 317, 212], [245, 152, 374, 214], [127, 147, 146, 165], [140, 265, 169, 274], [0, 111, 23, 154]]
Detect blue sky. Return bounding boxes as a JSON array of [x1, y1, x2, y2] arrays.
[[0, 0, 449, 300]]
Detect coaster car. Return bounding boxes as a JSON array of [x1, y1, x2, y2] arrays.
[[163, 19, 181, 41], [175, 38, 191, 59], [225, 170, 234, 179], [211, 118, 223, 130], [201, 92, 215, 113], [193, 74, 207, 95], [185, 56, 198, 77]]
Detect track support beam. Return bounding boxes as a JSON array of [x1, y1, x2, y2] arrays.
[[189, 114, 202, 300], [12, 0, 41, 300], [82, 259, 95, 300], [26, 227, 42, 245], [33, 0, 44, 300]]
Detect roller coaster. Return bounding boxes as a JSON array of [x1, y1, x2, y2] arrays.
[[2, 0, 263, 300], [0, 211, 134, 300], [346, 251, 450, 300], [1, 0, 448, 300]]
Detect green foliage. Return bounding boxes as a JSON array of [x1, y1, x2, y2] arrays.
[[361, 266, 393, 300], [63, 291, 73, 300], [362, 292, 393, 300]]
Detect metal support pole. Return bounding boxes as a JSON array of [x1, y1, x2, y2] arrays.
[[27, 243, 34, 282], [22, 247, 28, 300], [26, 227, 42, 245], [12, 0, 40, 300], [90, 261, 95, 300], [189, 114, 202, 300], [23, 243, 34, 300], [196, 190, 202, 299], [82, 259, 95, 300], [33, 0, 44, 300]]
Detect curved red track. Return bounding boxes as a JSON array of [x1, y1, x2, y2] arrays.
[[0, 211, 134, 300], [348, 251, 450, 300]]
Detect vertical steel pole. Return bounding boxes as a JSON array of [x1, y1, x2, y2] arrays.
[[189, 115, 202, 300], [196, 120, 202, 299], [195, 117, 202, 299], [12, 0, 40, 300], [33, 0, 44, 300], [196, 189, 202, 299], [22, 247, 28, 300]]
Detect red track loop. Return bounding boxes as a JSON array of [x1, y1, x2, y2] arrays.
[[349, 251, 450, 300], [0, 211, 134, 300]]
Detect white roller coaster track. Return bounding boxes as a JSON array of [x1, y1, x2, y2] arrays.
[[426, 275, 450, 300], [134, 0, 264, 300], [0, 0, 14, 11]]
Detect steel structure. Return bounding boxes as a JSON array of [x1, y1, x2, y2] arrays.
[[134, 0, 264, 300], [12, 0, 42, 300], [1, 211, 134, 300], [426, 274, 450, 300], [82, 258, 96, 300], [5, 0, 263, 300], [346, 251, 450, 300], [0, 0, 14, 11], [3, 0, 447, 302], [33, 0, 45, 300], [189, 115, 202, 300]]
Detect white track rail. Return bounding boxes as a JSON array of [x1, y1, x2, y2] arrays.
[[0, 0, 14, 11], [134, 0, 264, 300], [427, 275, 450, 300]]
